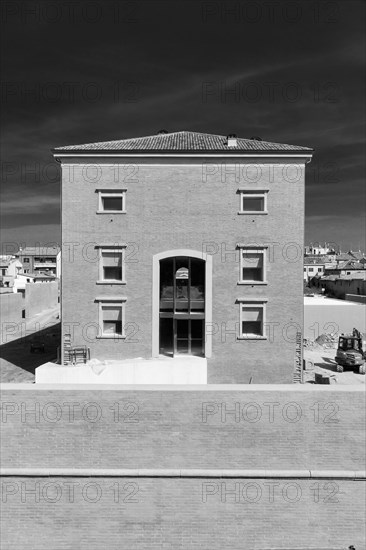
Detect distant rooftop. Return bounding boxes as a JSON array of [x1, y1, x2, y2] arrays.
[[16, 246, 60, 256], [19, 272, 56, 279], [348, 250, 366, 260], [336, 260, 366, 270], [336, 253, 354, 261], [53, 131, 313, 154], [304, 256, 330, 265]]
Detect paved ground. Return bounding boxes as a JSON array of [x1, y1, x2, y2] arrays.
[[1, 306, 364, 385], [0, 306, 60, 383], [304, 346, 365, 385]]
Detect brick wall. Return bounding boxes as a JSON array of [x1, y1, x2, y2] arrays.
[[1, 386, 364, 549], [1, 386, 364, 470], [61, 158, 306, 383], [2, 476, 364, 550]]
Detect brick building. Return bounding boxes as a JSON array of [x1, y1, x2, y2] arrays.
[[52, 131, 313, 384]]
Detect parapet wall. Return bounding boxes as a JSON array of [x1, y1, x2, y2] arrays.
[[1, 385, 365, 470], [1, 385, 365, 549]]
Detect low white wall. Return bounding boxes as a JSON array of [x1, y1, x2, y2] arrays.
[[35, 357, 208, 384]]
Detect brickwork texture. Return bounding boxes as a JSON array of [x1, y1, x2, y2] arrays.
[[1, 386, 365, 549], [61, 158, 306, 383]]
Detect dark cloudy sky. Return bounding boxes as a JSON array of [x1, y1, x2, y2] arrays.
[[1, 0, 365, 253]]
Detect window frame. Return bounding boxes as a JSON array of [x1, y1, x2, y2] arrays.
[[237, 299, 267, 340], [237, 245, 268, 285], [238, 189, 268, 215], [97, 245, 126, 285], [96, 297, 127, 339], [97, 189, 127, 214]]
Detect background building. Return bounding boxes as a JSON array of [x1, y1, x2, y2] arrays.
[[15, 246, 61, 278]]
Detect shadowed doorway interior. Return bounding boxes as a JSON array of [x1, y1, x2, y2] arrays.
[[159, 257, 205, 356]]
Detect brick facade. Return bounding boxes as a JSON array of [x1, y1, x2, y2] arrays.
[[2, 476, 364, 550], [57, 133, 312, 383], [1, 386, 364, 549]]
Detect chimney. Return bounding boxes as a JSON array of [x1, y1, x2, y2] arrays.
[[227, 134, 237, 147]]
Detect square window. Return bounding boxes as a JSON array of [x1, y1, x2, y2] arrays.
[[242, 252, 263, 281], [97, 190, 126, 213], [23, 258, 30, 263], [104, 266, 122, 280], [96, 299, 126, 338], [239, 190, 268, 214], [238, 301, 266, 339], [243, 197, 264, 211], [238, 247, 266, 284], [102, 196, 123, 211], [98, 247, 126, 284], [102, 307, 122, 335]]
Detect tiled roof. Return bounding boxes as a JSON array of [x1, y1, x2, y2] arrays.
[[16, 246, 60, 256], [53, 131, 313, 153], [304, 256, 329, 265], [336, 253, 353, 261], [349, 250, 366, 260], [330, 260, 366, 270], [343, 260, 365, 270]]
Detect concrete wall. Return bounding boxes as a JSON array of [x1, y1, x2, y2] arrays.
[[1, 385, 365, 549], [25, 281, 58, 318], [346, 293, 366, 304], [0, 292, 24, 344], [61, 158, 306, 383], [323, 277, 366, 299]]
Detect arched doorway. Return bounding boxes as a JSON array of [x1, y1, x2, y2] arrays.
[[159, 256, 205, 356], [152, 250, 212, 358]]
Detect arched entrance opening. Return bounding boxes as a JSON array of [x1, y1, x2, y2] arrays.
[[152, 250, 212, 359], [159, 256, 205, 356]]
